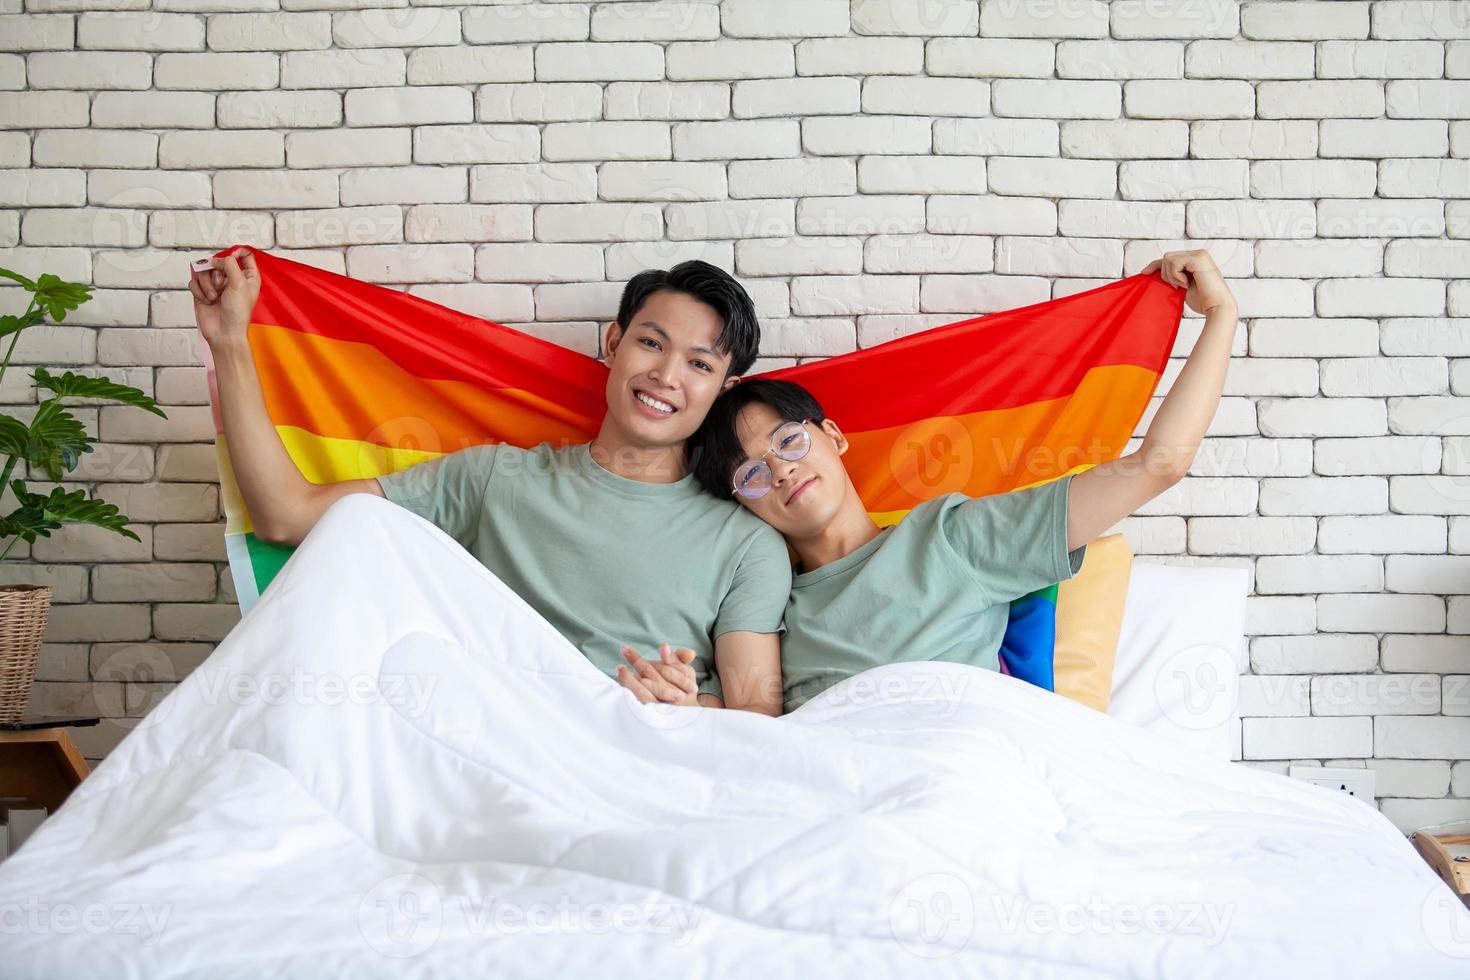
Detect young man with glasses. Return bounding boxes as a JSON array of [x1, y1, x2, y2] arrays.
[[655, 250, 1237, 714]]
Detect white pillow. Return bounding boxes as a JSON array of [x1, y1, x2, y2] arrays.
[[1107, 561, 1251, 762]]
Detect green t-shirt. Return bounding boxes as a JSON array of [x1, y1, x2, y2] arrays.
[[780, 474, 1088, 713], [376, 442, 791, 699]]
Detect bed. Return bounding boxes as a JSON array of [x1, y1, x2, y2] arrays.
[[0, 493, 1465, 977]]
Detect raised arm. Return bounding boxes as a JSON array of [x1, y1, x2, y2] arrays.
[[188, 249, 383, 548], [1066, 249, 1239, 551]]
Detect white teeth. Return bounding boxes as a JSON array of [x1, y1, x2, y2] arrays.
[[636, 391, 675, 414]]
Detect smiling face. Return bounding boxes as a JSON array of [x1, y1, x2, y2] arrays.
[[601, 289, 740, 452], [729, 400, 855, 539]]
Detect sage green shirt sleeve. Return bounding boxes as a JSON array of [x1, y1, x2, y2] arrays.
[[712, 522, 792, 640], [374, 444, 499, 550], [939, 474, 1087, 605]]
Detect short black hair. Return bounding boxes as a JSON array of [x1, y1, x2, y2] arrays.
[[687, 378, 827, 498], [613, 260, 760, 377]]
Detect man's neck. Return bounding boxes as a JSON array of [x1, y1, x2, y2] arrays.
[[790, 499, 883, 573], [588, 423, 687, 484]]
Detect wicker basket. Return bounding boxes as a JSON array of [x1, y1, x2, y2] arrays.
[[0, 584, 53, 724]]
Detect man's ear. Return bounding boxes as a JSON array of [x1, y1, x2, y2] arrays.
[[820, 418, 850, 456], [602, 321, 624, 362]]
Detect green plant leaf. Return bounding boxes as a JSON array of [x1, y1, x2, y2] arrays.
[[0, 483, 139, 543], [0, 416, 28, 460], [33, 368, 166, 417], [24, 400, 94, 483], [0, 310, 45, 341], [0, 267, 36, 291], [31, 274, 92, 322]]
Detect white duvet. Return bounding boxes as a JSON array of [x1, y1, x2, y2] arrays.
[[1, 494, 1466, 978]]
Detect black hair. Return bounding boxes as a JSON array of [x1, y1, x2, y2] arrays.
[[687, 378, 828, 498], [613, 260, 760, 377]]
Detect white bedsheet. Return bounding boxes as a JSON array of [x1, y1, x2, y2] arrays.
[[1, 494, 1466, 978]]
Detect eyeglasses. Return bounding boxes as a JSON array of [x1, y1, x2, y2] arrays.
[[731, 419, 812, 499]]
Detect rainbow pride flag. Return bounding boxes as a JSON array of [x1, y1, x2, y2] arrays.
[[204, 246, 1184, 667]]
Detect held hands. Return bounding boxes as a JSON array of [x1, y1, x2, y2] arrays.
[[617, 643, 699, 707], [1141, 249, 1236, 317], [186, 248, 261, 351]]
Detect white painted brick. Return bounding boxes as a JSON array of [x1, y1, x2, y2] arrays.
[[1119, 160, 1247, 200], [1319, 514, 1446, 553], [733, 77, 860, 118], [1110, 0, 1237, 38], [1317, 278, 1445, 318], [346, 244, 472, 284], [1446, 438, 1470, 474], [344, 86, 472, 127], [993, 79, 1120, 119], [606, 82, 729, 121], [1372, 1, 1470, 40], [850, 0, 978, 36], [462, 4, 587, 44], [532, 281, 624, 321], [791, 275, 919, 316], [865, 234, 992, 274], [802, 115, 931, 156], [78, 11, 203, 51], [405, 204, 529, 244], [1381, 634, 1467, 672], [1241, 2, 1370, 41], [279, 50, 404, 90], [1386, 555, 1470, 594], [1189, 436, 1311, 477], [802, 37, 923, 77], [91, 92, 215, 130], [1453, 283, 1470, 318], [721, 0, 848, 39], [340, 166, 465, 206], [1250, 159, 1377, 199], [1451, 202, 1469, 238], [0, 13, 74, 50], [535, 202, 663, 243], [668, 40, 795, 81], [415, 124, 539, 165], [476, 243, 603, 283], [601, 162, 727, 202], [933, 196, 1056, 237], [1320, 356, 1446, 397], [859, 156, 986, 194], [214, 170, 338, 210], [278, 205, 403, 248], [1185, 40, 1314, 78], [1366, 759, 1450, 797], [799, 195, 925, 236], [862, 77, 989, 118], [27, 51, 152, 89], [1316, 436, 1441, 475], [665, 199, 795, 240], [34, 130, 157, 169], [1391, 397, 1470, 435], [989, 157, 1116, 198], [602, 241, 734, 282], [1376, 717, 1470, 760], [1386, 240, 1470, 279], [729, 159, 853, 199], [1447, 676, 1470, 715], [1313, 673, 1440, 716], [755, 318, 857, 357], [737, 237, 862, 277], [673, 120, 800, 160], [19, 208, 142, 248], [979, 0, 1106, 38], [1237, 674, 1310, 716], [1380, 799, 1470, 832], [0, 133, 27, 167], [285, 128, 407, 168], [1319, 593, 1445, 632], [1058, 119, 1189, 159], [535, 42, 662, 82], [1319, 40, 1446, 78], [1135, 476, 1258, 515], [1188, 516, 1316, 555], [156, 52, 279, 91], [1453, 41, 1470, 77], [591, 2, 719, 43], [919, 275, 1051, 314], [1190, 120, 1317, 159], [1392, 475, 1470, 516], [1454, 596, 1470, 633], [1125, 79, 1254, 119], [1110, 515, 1187, 553], [333, 9, 459, 49], [150, 209, 273, 249], [470, 163, 597, 203], [407, 45, 534, 86], [1125, 238, 1250, 279], [934, 118, 1057, 157], [994, 236, 1121, 277], [1256, 555, 1384, 594], [1242, 716, 1372, 760], [1259, 475, 1387, 515], [1327, 124, 1449, 171], [1055, 40, 1183, 79], [1380, 159, 1470, 198], [1318, 200, 1445, 240], [208, 12, 331, 51], [215, 91, 339, 130]]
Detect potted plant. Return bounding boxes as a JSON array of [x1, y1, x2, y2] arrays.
[[0, 268, 165, 724]]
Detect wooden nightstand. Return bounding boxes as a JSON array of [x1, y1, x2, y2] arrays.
[[0, 718, 96, 816]]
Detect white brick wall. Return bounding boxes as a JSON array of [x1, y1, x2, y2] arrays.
[[5, 0, 1470, 826]]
